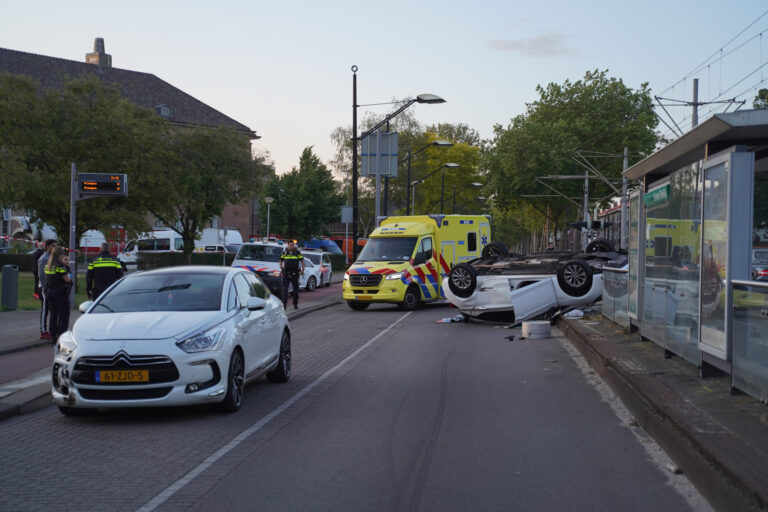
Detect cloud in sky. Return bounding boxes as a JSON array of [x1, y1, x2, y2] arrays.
[[487, 33, 578, 57]]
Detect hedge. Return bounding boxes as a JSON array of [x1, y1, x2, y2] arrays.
[[137, 252, 235, 270], [329, 253, 347, 271], [0, 254, 37, 272]]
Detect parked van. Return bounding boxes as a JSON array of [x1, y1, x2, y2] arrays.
[[117, 229, 185, 270], [342, 214, 491, 311]]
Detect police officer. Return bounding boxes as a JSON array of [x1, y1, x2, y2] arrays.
[[280, 240, 305, 309], [86, 243, 124, 299], [44, 247, 72, 345]]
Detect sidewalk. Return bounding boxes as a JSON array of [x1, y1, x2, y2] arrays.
[[0, 293, 343, 422], [559, 316, 768, 512]]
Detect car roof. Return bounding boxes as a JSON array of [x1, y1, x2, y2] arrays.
[[133, 265, 238, 276]]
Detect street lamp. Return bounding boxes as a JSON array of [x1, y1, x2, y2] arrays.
[[452, 182, 483, 213], [411, 162, 459, 215], [401, 140, 453, 215], [440, 163, 460, 213], [264, 196, 274, 240], [351, 65, 445, 260]]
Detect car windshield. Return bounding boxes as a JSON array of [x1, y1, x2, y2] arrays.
[[93, 273, 225, 313], [357, 237, 417, 262], [236, 244, 282, 262], [304, 253, 321, 264]]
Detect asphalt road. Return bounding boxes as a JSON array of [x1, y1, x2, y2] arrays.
[[0, 301, 711, 511]]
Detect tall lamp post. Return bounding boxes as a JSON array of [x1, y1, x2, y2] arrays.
[[452, 182, 483, 213], [402, 140, 453, 215], [264, 196, 274, 240], [411, 162, 459, 215], [439, 163, 460, 213], [351, 65, 445, 261]]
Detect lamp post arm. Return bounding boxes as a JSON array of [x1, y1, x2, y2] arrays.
[[358, 99, 417, 140]]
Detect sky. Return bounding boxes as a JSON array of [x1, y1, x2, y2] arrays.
[[2, 1, 767, 175]]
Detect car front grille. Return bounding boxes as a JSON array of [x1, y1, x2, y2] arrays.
[[79, 387, 173, 400], [349, 274, 382, 287], [72, 352, 179, 385]]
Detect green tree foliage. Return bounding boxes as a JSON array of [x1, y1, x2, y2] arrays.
[[0, 73, 168, 247], [483, 69, 659, 249], [262, 147, 345, 240], [754, 88, 768, 109], [147, 127, 266, 255]]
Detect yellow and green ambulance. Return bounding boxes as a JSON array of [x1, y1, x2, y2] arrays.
[[342, 214, 492, 311]]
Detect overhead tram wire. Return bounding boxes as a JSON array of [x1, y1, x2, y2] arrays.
[[657, 9, 768, 97]]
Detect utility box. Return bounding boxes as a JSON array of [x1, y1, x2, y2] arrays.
[[1, 264, 19, 311]]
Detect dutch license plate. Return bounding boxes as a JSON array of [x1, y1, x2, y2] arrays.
[[96, 370, 149, 383], [357, 295, 373, 301]]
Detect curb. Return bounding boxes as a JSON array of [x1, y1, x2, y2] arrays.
[[558, 317, 768, 512], [0, 339, 51, 357]]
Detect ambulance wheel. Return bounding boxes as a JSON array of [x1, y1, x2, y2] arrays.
[[585, 238, 614, 253], [399, 285, 422, 311], [448, 263, 477, 298], [347, 301, 370, 311], [557, 260, 593, 297], [482, 242, 509, 259]]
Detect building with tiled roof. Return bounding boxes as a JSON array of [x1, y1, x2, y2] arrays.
[[0, 38, 266, 240]]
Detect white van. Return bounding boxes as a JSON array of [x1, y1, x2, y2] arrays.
[[117, 229, 185, 271], [195, 229, 243, 252]]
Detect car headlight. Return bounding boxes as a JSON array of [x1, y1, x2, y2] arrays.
[[268, 270, 281, 277], [57, 331, 78, 356], [343, 273, 350, 281], [176, 329, 226, 353], [386, 272, 404, 280]]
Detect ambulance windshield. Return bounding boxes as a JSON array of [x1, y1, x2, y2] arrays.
[[357, 237, 417, 262]]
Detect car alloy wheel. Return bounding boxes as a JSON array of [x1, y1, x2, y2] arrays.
[[219, 350, 245, 412], [306, 276, 317, 291], [448, 263, 478, 298], [267, 330, 291, 383]]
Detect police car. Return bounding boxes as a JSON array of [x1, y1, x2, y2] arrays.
[[232, 242, 323, 297]]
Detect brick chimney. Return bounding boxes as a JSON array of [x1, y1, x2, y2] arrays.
[[85, 37, 112, 69]]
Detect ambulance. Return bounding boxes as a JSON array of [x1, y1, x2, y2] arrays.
[[342, 214, 492, 311]]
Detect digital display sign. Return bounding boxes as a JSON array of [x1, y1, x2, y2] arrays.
[[77, 173, 128, 196]]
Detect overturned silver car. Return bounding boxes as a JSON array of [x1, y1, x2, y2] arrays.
[[443, 240, 626, 324]]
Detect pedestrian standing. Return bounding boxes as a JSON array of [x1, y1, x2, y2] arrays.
[[31, 241, 44, 300], [86, 242, 123, 299], [44, 247, 72, 345], [280, 240, 305, 310], [37, 239, 57, 340]]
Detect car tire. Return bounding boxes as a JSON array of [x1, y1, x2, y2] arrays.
[[267, 330, 291, 383], [482, 241, 509, 259], [449, 263, 478, 298], [58, 406, 96, 417], [585, 238, 614, 253], [347, 301, 370, 311], [557, 260, 593, 297], [305, 276, 317, 292], [218, 349, 245, 413], [399, 285, 422, 311]]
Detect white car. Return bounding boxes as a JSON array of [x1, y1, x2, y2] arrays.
[[232, 242, 321, 296], [302, 250, 333, 287], [52, 266, 291, 416], [443, 242, 621, 324]]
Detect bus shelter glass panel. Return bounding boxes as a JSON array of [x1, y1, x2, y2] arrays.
[[643, 186, 670, 344], [628, 193, 640, 318], [700, 161, 729, 357], [731, 282, 768, 403]]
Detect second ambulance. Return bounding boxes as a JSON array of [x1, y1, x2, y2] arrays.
[[343, 214, 491, 311]]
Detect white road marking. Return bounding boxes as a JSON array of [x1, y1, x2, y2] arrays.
[[558, 337, 714, 512], [137, 311, 413, 512]]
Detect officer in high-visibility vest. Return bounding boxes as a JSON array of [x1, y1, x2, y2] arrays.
[[280, 240, 305, 309], [86, 243, 124, 299]]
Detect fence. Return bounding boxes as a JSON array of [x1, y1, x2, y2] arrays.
[[601, 267, 629, 328], [731, 280, 768, 404]]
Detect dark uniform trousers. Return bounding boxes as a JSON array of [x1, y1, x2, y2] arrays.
[[44, 266, 70, 344]]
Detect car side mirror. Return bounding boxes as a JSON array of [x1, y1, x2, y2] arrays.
[[79, 301, 94, 314], [246, 297, 266, 311]]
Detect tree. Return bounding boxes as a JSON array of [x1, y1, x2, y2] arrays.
[[147, 127, 266, 255], [754, 88, 768, 109], [0, 73, 169, 247], [262, 147, 344, 240], [483, 69, 659, 250]]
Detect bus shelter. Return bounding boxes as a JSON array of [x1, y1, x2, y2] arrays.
[[617, 110, 768, 401]]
